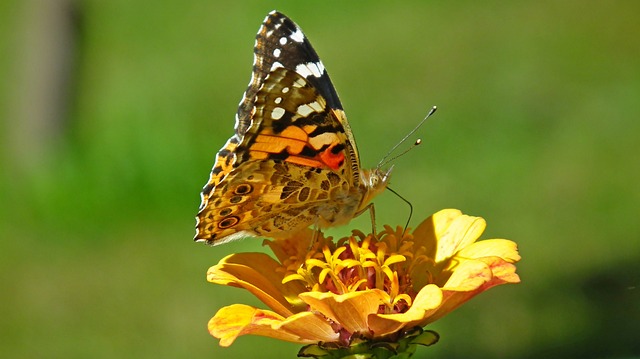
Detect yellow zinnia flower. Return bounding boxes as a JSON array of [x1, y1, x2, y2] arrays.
[[206, 209, 520, 356]]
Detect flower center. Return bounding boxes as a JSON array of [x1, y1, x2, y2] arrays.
[[282, 227, 427, 314]]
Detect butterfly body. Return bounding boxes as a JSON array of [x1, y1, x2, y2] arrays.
[[195, 11, 391, 245]]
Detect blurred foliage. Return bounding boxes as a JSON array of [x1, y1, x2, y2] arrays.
[[1, 0, 639, 358]]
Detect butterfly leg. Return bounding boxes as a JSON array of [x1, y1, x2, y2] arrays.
[[368, 204, 378, 237], [308, 224, 322, 251], [354, 203, 378, 237]]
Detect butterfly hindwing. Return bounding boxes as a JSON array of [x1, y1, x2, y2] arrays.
[[198, 159, 357, 243]]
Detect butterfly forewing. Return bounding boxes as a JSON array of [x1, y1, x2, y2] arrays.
[[196, 11, 389, 245]]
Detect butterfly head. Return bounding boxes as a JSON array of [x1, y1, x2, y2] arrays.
[[358, 166, 393, 209]]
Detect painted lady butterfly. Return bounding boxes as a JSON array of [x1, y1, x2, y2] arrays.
[[195, 11, 392, 245]]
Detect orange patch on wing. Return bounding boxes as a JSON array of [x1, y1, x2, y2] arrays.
[[248, 151, 268, 160], [248, 125, 345, 170], [319, 143, 345, 170], [280, 126, 310, 143], [250, 127, 309, 155], [286, 156, 324, 168], [302, 125, 318, 134]]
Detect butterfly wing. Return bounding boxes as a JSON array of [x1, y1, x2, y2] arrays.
[[196, 11, 364, 244], [237, 11, 343, 134]]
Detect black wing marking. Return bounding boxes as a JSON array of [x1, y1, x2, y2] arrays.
[[235, 11, 343, 137]]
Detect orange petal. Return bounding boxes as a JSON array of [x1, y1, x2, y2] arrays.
[[444, 259, 493, 290], [421, 259, 516, 326], [263, 229, 315, 264], [367, 284, 443, 337], [299, 290, 388, 335], [476, 256, 521, 284], [209, 304, 338, 347], [207, 253, 308, 317]]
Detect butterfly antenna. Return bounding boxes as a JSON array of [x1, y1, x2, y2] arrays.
[[377, 106, 437, 168], [386, 186, 413, 236], [379, 139, 422, 167]]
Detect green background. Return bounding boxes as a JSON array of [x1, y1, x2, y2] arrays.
[[2, 1, 638, 358]]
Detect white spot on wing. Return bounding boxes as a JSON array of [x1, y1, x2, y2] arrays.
[[295, 62, 325, 78], [279, 37, 287, 45], [297, 104, 315, 117], [271, 107, 285, 120], [282, 87, 290, 93], [317, 61, 326, 75], [273, 48, 281, 57], [295, 64, 312, 78], [309, 132, 340, 150], [270, 61, 284, 71], [274, 97, 282, 104], [290, 27, 305, 43], [297, 101, 323, 117], [234, 113, 241, 130], [262, 13, 273, 26], [308, 101, 324, 112]]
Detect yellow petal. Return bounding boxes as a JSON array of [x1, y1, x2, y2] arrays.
[[435, 214, 486, 263], [207, 253, 308, 317], [412, 210, 460, 258], [299, 290, 388, 335], [444, 259, 493, 290], [278, 311, 341, 344], [384, 254, 407, 267], [209, 304, 293, 346], [456, 239, 520, 263], [412, 209, 486, 262], [209, 304, 337, 347], [367, 284, 443, 337]]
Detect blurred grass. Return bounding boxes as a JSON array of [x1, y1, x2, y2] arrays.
[[1, 0, 639, 358]]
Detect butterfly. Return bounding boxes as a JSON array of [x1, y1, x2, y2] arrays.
[[195, 11, 392, 245]]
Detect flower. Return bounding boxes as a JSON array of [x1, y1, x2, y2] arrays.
[[206, 209, 520, 355]]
